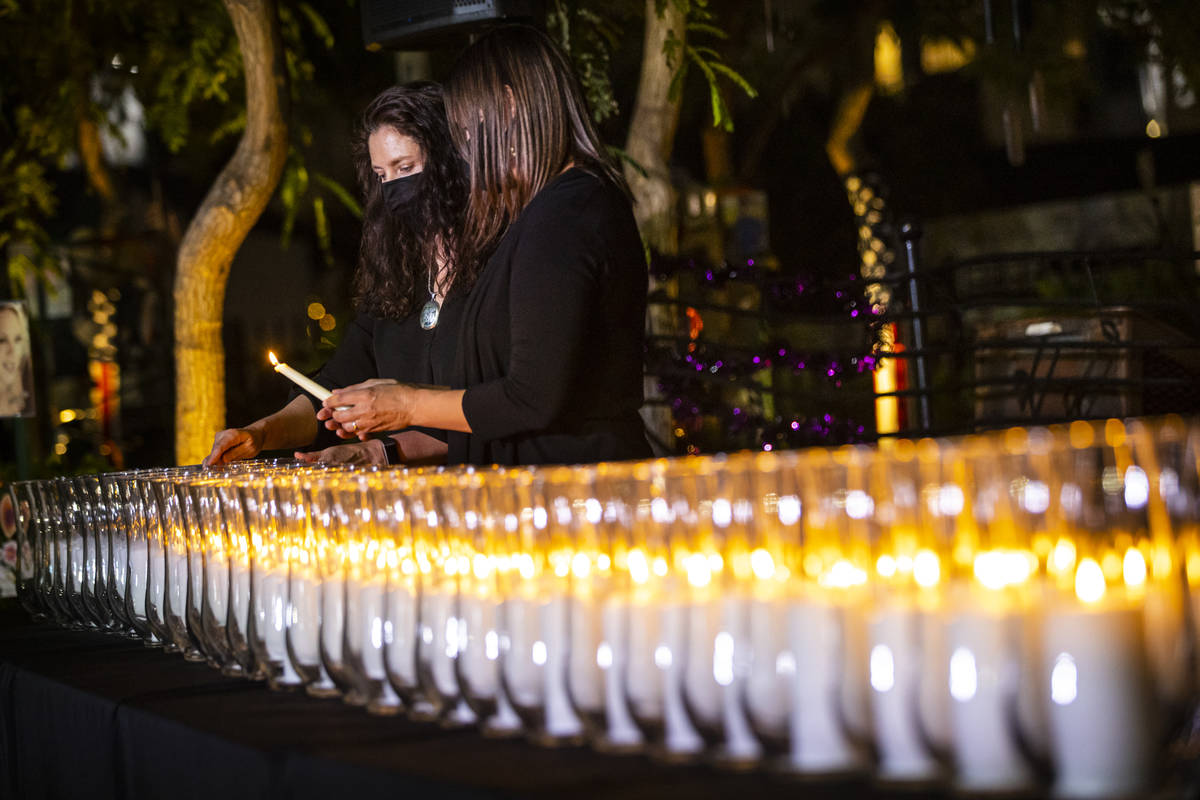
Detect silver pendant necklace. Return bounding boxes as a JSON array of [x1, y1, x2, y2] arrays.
[[420, 264, 440, 330]]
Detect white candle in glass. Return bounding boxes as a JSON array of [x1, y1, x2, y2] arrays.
[[659, 600, 704, 758], [502, 594, 542, 711], [320, 575, 345, 665], [128, 540, 148, 618], [229, 556, 252, 643], [385, 578, 419, 692], [458, 590, 500, 700], [148, 535, 165, 619], [597, 596, 643, 749], [347, 575, 387, 680], [256, 565, 300, 684], [419, 587, 461, 700], [868, 605, 941, 782], [743, 596, 791, 748], [288, 572, 320, 665], [110, 535, 129, 610], [69, 534, 87, 598], [539, 593, 581, 740], [206, 552, 229, 632], [167, 551, 188, 624], [1042, 558, 1157, 799], [945, 607, 1036, 792], [786, 596, 869, 773]]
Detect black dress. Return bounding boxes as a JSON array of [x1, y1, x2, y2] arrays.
[[292, 295, 465, 449], [447, 167, 651, 466]]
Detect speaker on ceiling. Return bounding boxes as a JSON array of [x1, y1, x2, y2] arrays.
[[361, 0, 539, 51]]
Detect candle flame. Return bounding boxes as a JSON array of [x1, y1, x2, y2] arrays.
[[1075, 558, 1106, 604], [268, 350, 279, 366]]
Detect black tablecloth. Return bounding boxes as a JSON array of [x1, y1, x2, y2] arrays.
[[0, 601, 943, 800]]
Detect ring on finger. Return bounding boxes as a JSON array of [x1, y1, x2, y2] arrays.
[[348, 420, 357, 432]]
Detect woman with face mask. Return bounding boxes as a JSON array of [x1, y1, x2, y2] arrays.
[[319, 27, 651, 466], [204, 82, 476, 467]]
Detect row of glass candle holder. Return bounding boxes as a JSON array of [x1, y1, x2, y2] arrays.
[[7, 416, 1200, 798]]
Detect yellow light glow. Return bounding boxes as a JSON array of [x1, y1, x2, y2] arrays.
[[473, 554, 490, 580], [1075, 558, 1106, 604], [803, 553, 823, 578], [597, 553, 611, 571], [1146, 119, 1162, 138], [319, 314, 336, 332], [750, 548, 776, 580], [1050, 538, 1077, 574], [896, 554, 913, 573], [307, 302, 326, 320], [913, 549, 940, 587], [268, 350, 279, 366], [973, 549, 1033, 590], [1187, 550, 1200, 587], [571, 552, 591, 579], [628, 549, 649, 585], [1123, 548, 1147, 588], [820, 559, 868, 589], [708, 553, 723, 573], [876, 554, 897, 578], [652, 557, 668, 577], [1101, 551, 1122, 581], [920, 37, 976, 74], [686, 554, 711, 588], [518, 554, 536, 580], [59, 409, 77, 423], [874, 22, 904, 94]]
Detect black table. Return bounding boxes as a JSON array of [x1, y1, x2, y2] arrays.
[[0, 601, 944, 800]]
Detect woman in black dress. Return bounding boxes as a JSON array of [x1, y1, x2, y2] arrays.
[[203, 82, 476, 467], [322, 26, 651, 466]]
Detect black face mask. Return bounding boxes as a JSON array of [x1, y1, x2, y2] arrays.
[[381, 172, 423, 217]]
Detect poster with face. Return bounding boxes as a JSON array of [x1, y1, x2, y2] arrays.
[[0, 301, 34, 417]]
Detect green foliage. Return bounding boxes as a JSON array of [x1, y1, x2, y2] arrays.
[[0, 0, 357, 292], [549, 0, 755, 133], [663, 0, 757, 132]]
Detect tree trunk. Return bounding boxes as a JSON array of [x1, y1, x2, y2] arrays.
[[624, 0, 685, 255], [173, 0, 289, 465], [625, 0, 687, 454]]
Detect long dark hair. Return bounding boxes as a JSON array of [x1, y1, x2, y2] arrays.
[[444, 26, 627, 260], [352, 82, 473, 320]]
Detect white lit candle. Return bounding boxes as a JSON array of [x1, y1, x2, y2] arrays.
[[945, 607, 1036, 792], [539, 593, 581, 741], [786, 596, 869, 773], [268, 351, 331, 401], [595, 596, 643, 750], [287, 572, 320, 665], [128, 539, 149, 619], [1042, 558, 1158, 798], [868, 605, 941, 782], [385, 577, 420, 701]]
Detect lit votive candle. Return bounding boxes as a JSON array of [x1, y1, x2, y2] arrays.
[[1042, 557, 1158, 798]]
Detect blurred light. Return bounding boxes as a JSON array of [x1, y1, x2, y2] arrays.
[[870, 644, 895, 692], [1123, 548, 1147, 588], [532, 640, 547, 666], [713, 632, 735, 686], [1124, 466, 1149, 509], [307, 302, 326, 320], [1051, 653, 1078, 705], [1075, 558, 1106, 604], [319, 315, 336, 332], [750, 548, 776, 580], [974, 549, 1034, 590], [1051, 538, 1077, 574], [628, 549, 649, 584], [921, 37, 976, 74], [778, 495, 801, 526], [655, 645, 673, 670], [1146, 119, 1162, 138], [59, 409, 77, 423], [845, 490, 874, 519], [685, 553, 711, 588], [821, 559, 868, 589], [913, 549, 940, 587], [572, 552, 591, 579], [949, 647, 978, 701], [876, 554, 897, 578], [596, 642, 613, 669]]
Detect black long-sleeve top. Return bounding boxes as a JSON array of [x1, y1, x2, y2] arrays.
[[290, 297, 465, 449], [447, 167, 651, 466]]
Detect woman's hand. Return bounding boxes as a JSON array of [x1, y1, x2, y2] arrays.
[[203, 427, 264, 467], [319, 379, 415, 439], [294, 440, 386, 465]]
